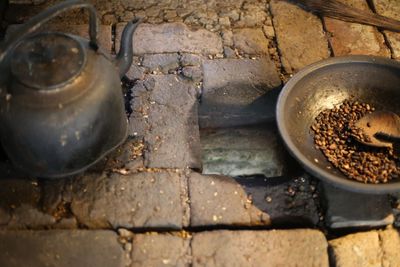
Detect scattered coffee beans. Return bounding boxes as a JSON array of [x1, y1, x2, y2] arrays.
[[311, 100, 399, 184]]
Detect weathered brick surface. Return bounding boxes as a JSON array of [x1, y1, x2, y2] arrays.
[[0, 230, 127, 267], [116, 22, 223, 55], [131, 233, 191, 267], [324, 0, 390, 57], [189, 172, 319, 227], [191, 230, 329, 267], [129, 75, 201, 169], [323, 183, 394, 229], [189, 172, 270, 227], [329, 229, 400, 267], [6, 24, 113, 52], [232, 28, 269, 55], [199, 57, 281, 128], [141, 53, 180, 73], [270, 0, 330, 73], [69, 170, 188, 229], [0, 164, 58, 229], [372, 0, 400, 59]]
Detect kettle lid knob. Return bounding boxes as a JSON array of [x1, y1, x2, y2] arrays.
[[10, 32, 86, 90]]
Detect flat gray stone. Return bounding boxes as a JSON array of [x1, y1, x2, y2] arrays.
[[116, 22, 223, 55], [191, 230, 329, 267], [179, 53, 204, 66], [232, 28, 269, 55], [0, 230, 127, 267], [69, 170, 188, 229], [322, 183, 394, 229], [201, 125, 286, 177], [131, 233, 191, 267], [329, 229, 400, 267], [189, 172, 320, 227], [270, 0, 330, 73], [199, 57, 281, 128], [129, 75, 202, 169], [141, 53, 180, 73]]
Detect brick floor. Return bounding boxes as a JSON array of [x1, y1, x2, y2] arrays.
[[1, 0, 400, 266]]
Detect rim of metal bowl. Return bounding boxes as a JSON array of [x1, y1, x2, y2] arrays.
[[276, 55, 400, 194]]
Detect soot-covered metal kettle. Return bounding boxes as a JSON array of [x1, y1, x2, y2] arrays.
[[0, 0, 140, 178]]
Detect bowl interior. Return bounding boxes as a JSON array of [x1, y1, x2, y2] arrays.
[[278, 57, 400, 193]]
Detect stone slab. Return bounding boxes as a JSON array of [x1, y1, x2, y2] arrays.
[[232, 28, 269, 55], [372, 0, 400, 60], [69, 170, 188, 229], [200, 125, 286, 177], [6, 24, 113, 52], [129, 75, 201, 169], [191, 230, 329, 267], [199, 57, 281, 128], [270, 0, 330, 73], [131, 233, 191, 267], [189, 172, 319, 227], [0, 230, 127, 267], [324, 0, 390, 57], [116, 22, 223, 55], [322, 183, 394, 229], [329, 229, 400, 267], [141, 53, 180, 73]]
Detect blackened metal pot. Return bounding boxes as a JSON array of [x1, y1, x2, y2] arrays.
[[277, 56, 400, 194], [0, 0, 140, 178]]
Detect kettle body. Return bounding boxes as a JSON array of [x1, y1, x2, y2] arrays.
[[0, 0, 140, 178]]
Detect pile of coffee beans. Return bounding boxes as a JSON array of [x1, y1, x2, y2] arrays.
[[311, 100, 399, 184]]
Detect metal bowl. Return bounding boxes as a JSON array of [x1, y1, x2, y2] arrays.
[[276, 56, 400, 194]]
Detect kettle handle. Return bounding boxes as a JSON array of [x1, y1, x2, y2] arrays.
[[0, 0, 99, 63]]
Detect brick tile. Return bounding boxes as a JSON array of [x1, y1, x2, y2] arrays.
[[0, 230, 127, 267], [131, 233, 191, 267], [270, 0, 330, 73], [329, 229, 400, 267], [324, 0, 390, 57], [372, 0, 400, 59], [191, 230, 329, 267], [199, 57, 281, 128], [232, 28, 269, 55], [69, 170, 188, 229], [116, 22, 223, 55], [329, 231, 381, 267], [129, 75, 201, 169], [189, 172, 319, 227]]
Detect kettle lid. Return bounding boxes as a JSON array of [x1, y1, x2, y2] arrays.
[[10, 32, 86, 91]]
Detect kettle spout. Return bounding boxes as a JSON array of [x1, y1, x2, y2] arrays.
[[115, 19, 141, 78]]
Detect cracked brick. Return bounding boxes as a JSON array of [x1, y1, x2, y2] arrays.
[[116, 22, 223, 55]]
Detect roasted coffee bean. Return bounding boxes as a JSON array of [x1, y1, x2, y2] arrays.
[[311, 100, 399, 184]]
